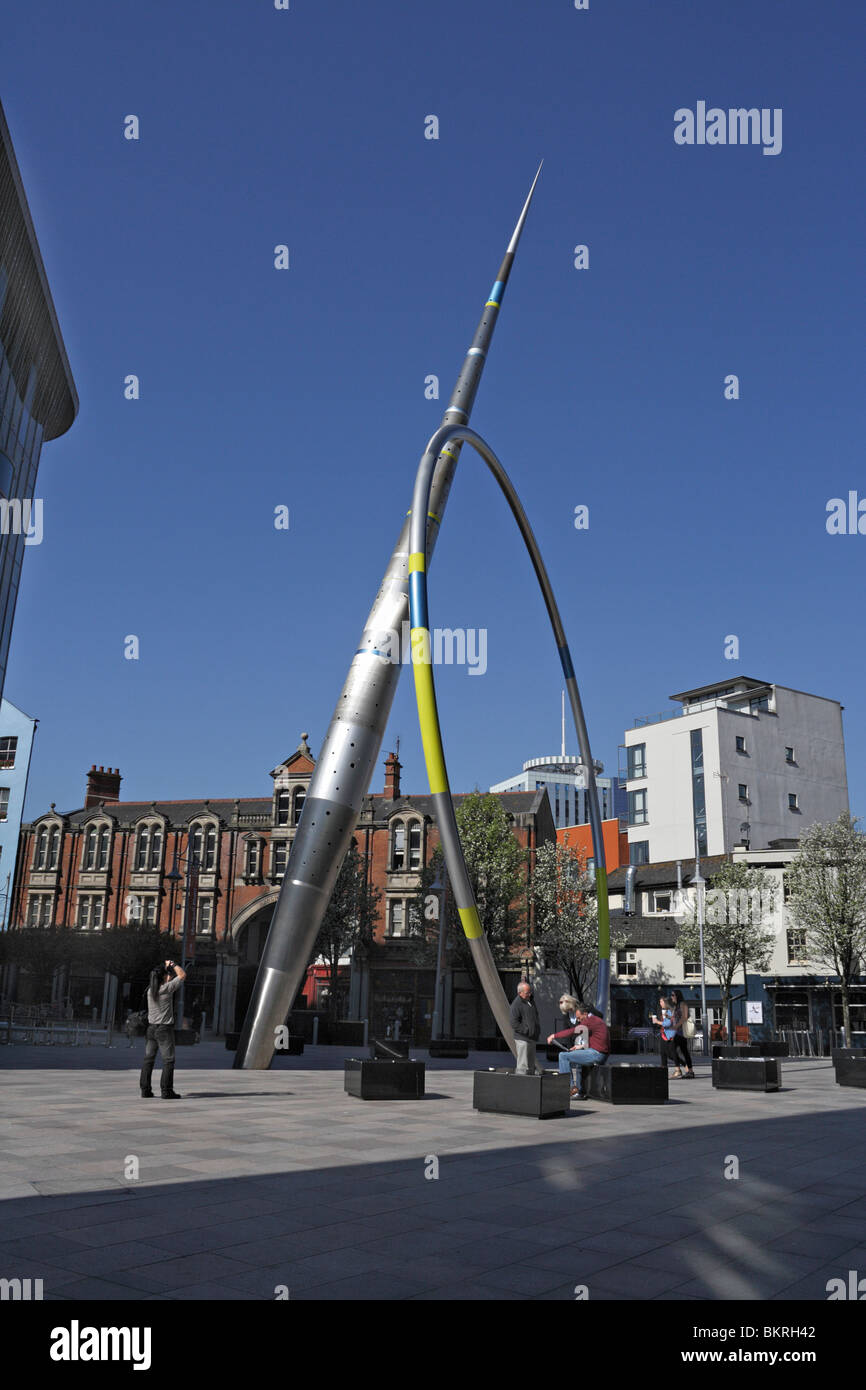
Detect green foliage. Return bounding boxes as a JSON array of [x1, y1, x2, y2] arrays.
[[312, 839, 381, 1017], [676, 858, 776, 1028], [785, 812, 866, 1038], [413, 792, 527, 971], [529, 839, 618, 1000]]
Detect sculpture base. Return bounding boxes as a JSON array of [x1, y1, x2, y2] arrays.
[[472, 1070, 571, 1118], [344, 1059, 425, 1100]]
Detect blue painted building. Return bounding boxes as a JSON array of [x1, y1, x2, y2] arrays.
[[0, 696, 36, 926]]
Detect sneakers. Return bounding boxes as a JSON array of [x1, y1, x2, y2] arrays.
[[161, 1091, 182, 1100]]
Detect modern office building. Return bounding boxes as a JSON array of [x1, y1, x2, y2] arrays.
[[491, 752, 626, 830], [0, 696, 36, 925], [621, 677, 849, 864], [0, 96, 78, 703]]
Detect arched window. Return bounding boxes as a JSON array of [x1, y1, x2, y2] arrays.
[[292, 788, 306, 827], [98, 826, 111, 870], [408, 822, 422, 870], [204, 825, 216, 870], [84, 826, 98, 870], [276, 791, 290, 827], [48, 827, 61, 870], [135, 826, 150, 871], [190, 824, 203, 865], [149, 826, 162, 870], [391, 821, 405, 871], [35, 826, 49, 870]]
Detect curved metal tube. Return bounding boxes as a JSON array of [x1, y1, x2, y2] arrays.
[[408, 425, 611, 1025]]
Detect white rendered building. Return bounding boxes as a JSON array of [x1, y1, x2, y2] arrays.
[[622, 677, 848, 864]]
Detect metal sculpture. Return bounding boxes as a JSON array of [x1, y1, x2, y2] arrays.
[[407, 425, 611, 1044], [234, 166, 609, 1069]]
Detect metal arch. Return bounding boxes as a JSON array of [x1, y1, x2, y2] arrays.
[[408, 424, 611, 1037]]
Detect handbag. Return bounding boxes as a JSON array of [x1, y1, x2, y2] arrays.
[[683, 1017, 696, 1039]]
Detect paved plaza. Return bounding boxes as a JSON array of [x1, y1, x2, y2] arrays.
[[1, 1043, 865, 1302]]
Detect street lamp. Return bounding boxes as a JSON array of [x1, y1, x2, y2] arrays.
[[164, 846, 200, 1028]]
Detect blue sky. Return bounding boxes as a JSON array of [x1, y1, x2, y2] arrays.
[[2, 0, 864, 822]]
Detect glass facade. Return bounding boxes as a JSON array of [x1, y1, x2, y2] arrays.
[[0, 320, 44, 698], [690, 728, 708, 856]]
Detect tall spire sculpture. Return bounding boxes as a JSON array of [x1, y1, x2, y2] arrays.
[[234, 168, 543, 1069]]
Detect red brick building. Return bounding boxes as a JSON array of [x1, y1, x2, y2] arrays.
[[11, 736, 555, 1039]]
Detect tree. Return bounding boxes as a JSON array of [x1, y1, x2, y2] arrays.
[[2, 928, 85, 1004], [413, 792, 527, 974], [785, 813, 866, 1042], [676, 858, 776, 1037], [81, 926, 175, 1014], [529, 839, 623, 1001], [312, 839, 380, 1018]]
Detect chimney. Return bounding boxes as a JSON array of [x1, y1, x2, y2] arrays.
[[383, 751, 401, 800], [85, 765, 122, 808]]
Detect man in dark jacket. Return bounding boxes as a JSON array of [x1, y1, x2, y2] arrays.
[[510, 980, 542, 1075]]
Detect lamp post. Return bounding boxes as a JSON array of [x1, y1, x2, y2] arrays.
[[430, 863, 448, 1041], [695, 827, 709, 1056], [164, 846, 200, 1029]]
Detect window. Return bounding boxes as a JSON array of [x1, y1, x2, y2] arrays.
[[749, 695, 770, 714], [788, 793, 799, 811], [197, 897, 213, 933], [735, 736, 746, 754], [389, 901, 405, 937], [683, 957, 701, 977], [203, 825, 216, 871], [84, 826, 99, 870], [135, 826, 151, 871], [35, 826, 48, 870], [276, 791, 290, 826], [127, 894, 157, 926], [190, 824, 203, 864], [630, 841, 649, 866], [0, 736, 17, 768], [785, 747, 795, 764], [27, 893, 52, 926], [292, 788, 306, 826], [652, 892, 672, 914], [77, 895, 104, 929], [691, 1002, 724, 1029], [98, 826, 110, 870], [616, 949, 637, 977], [391, 822, 405, 871], [149, 827, 163, 870], [627, 744, 646, 780], [48, 827, 61, 870], [738, 784, 749, 802], [246, 840, 261, 878], [787, 929, 808, 964], [408, 822, 422, 870], [273, 841, 289, 879], [0, 787, 10, 821], [690, 729, 707, 856], [628, 789, 648, 826]]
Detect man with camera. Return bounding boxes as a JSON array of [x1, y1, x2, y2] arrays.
[[139, 958, 186, 1099]]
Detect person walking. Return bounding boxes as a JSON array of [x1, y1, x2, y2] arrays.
[[670, 989, 695, 1077], [139, 959, 186, 1099], [510, 980, 542, 1075], [650, 995, 679, 1077]]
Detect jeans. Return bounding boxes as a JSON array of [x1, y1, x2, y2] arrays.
[[139, 1024, 176, 1094], [515, 1039, 541, 1075], [558, 1047, 606, 1089]]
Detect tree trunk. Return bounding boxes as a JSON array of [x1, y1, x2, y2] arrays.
[[840, 979, 853, 1044]]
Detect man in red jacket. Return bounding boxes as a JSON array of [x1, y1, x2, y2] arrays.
[[548, 1002, 610, 1100]]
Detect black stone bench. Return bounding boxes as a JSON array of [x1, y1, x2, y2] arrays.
[[832, 1048, 866, 1088], [370, 1038, 410, 1060], [711, 1057, 781, 1091], [344, 1059, 425, 1099], [712, 1044, 763, 1058], [275, 1036, 304, 1056], [472, 1070, 571, 1118], [428, 1039, 470, 1058], [585, 1061, 669, 1105]]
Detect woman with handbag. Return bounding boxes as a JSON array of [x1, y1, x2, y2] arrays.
[[670, 989, 695, 1077]]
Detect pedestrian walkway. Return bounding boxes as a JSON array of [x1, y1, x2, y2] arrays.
[[0, 1046, 864, 1300]]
